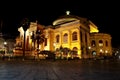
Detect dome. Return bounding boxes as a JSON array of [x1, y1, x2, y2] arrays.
[[53, 11, 85, 26]]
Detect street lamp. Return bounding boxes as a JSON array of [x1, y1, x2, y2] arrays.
[[4, 41, 7, 54], [88, 46, 91, 50], [4, 41, 7, 45], [21, 18, 30, 60]]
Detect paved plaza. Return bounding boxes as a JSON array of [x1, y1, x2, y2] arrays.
[[0, 59, 120, 80]]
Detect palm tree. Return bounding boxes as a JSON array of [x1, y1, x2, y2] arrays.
[[36, 29, 45, 51], [31, 31, 36, 50]]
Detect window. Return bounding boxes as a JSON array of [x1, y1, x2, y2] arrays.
[[63, 33, 68, 43], [56, 35, 60, 43], [105, 41, 108, 47], [72, 47, 78, 55], [72, 31, 77, 41], [73, 47, 78, 51], [99, 40, 103, 47], [91, 40, 96, 47]]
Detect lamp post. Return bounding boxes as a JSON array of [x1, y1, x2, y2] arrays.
[[21, 18, 30, 61], [4, 41, 7, 54]]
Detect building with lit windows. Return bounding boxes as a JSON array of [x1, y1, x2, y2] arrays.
[[0, 24, 15, 58], [14, 11, 112, 59]]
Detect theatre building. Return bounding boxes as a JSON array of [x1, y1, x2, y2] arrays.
[[14, 11, 112, 59]]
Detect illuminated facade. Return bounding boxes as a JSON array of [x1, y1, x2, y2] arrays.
[[14, 22, 45, 56], [14, 11, 112, 59]]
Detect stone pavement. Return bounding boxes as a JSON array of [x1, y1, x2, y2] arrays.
[[0, 59, 120, 80]]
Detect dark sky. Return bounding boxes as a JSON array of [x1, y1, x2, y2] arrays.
[[0, 0, 120, 47]]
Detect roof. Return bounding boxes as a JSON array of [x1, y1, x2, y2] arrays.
[[52, 11, 87, 26]]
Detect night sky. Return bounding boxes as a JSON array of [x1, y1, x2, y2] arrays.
[[0, 0, 119, 47]]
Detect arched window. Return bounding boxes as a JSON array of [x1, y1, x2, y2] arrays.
[[72, 47, 78, 55], [105, 40, 108, 47], [91, 40, 96, 47], [63, 33, 68, 43], [99, 40, 103, 47], [73, 47, 78, 51], [56, 35, 59, 43], [72, 31, 77, 41]]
